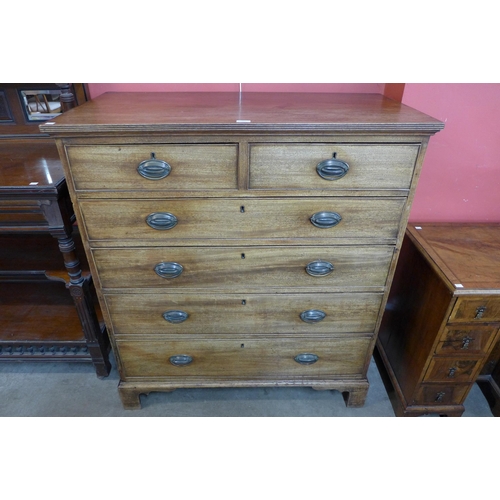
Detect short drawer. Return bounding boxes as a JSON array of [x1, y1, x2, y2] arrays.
[[80, 197, 406, 242], [93, 245, 393, 290], [115, 336, 372, 379], [435, 324, 499, 356], [249, 143, 419, 190], [449, 296, 500, 323], [412, 384, 470, 406], [65, 144, 238, 191], [423, 358, 482, 383], [105, 292, 383, 335]]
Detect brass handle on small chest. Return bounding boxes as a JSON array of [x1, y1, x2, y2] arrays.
[[310, 211, 342, 229], [461, 336, 473, 349], [305, 260, 334, 277], [474, 306, 487, 319], [146, 212, 178, 230], [435, 392, 445, 402], [316, 153, 349, 181], [169, 354, 193, 366], [163, 310, 189, 323], [137, 153, 171, 180], [300, 309, 326, 323], [154, 262, 183, 279], [294, 353, 319, 365]]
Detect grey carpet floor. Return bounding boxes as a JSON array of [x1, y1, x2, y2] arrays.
[[0, 353, 494, 417]]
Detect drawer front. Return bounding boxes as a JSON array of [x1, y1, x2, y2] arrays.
[[423, 358, 481, 383], [0, 200, 47, 228], [80, 197, 406, 242], [249, 143, 419, 190], [66, 144, 238, 191], [116, 336, 371, 379], [105, 292, 383, 335], [412, 384, 470, 406], [435, 324, 499, 355], [449, 296, 500, 323], [93, 246, 393, 290]]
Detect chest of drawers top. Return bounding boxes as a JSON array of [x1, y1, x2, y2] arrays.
[[40, 92, 443, 135]]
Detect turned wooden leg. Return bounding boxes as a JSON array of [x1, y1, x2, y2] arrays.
[[40, 196, 111, 376], [58, 235, 111, 377], [56, 83, 77, 112]]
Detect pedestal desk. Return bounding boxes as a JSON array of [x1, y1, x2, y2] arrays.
[[41, 92, 443, 409], [376, 224, 500, 416]]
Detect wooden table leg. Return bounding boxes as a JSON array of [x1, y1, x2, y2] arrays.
[[57, 235, 111, 377]]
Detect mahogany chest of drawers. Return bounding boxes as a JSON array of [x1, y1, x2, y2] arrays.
[[41, 92, 443, 409], [376, 224, 500, 416]]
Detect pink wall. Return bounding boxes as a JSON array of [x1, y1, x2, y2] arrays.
[[404, 83, 500, 223], [87, 83, 383, 99]]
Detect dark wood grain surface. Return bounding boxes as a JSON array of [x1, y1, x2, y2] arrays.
[[407, 224, 500, 290], [41, 92, 445, 134], [0, 139, 63, 190]]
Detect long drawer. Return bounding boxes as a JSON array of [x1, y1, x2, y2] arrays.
[[116, 336, 372, 379], [65, 144, 239, 191], [249, 143, 419, 190], [93, 245, 393, 290], [80, 197, 406, 242], [105, 292, 383, 335]]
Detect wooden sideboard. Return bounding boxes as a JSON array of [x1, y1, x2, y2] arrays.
[[376, 224, 500, 416], [41, 92, 443, 409], [0, 84, 110, 376]]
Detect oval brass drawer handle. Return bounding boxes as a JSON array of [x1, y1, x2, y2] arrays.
[[146, 212, 178, 230], [137, 152, 171, 180], [294, 353, 319, 365], [169, 354, 193, 366], [154, 262, 183, 279], [316, 154, 349, 181], [310, 211, 342, 229], [305, 260, 334, 277], [300, 309, 326, 323], [162, 310, 189, 323]]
